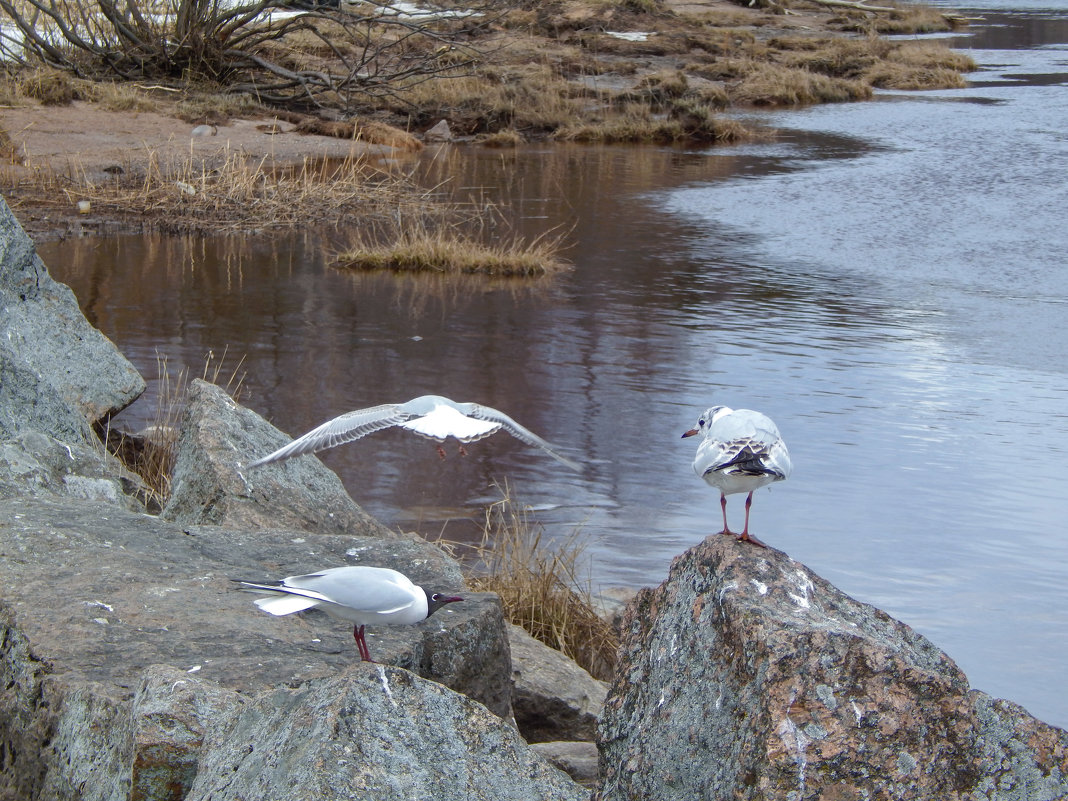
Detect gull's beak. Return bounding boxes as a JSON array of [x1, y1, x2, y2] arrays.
[[681, 428, 699, 438]]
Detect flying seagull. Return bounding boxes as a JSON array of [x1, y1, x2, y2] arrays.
[[247, 394, 580, 470], [235, 565, 463, 662], [682, 405, 792, 547]]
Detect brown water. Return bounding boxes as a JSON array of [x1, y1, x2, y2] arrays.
[[39, 3, 1068, 728]]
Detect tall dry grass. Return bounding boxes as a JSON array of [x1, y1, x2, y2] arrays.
[[105, 349, 246, 507], [462, 485, 618, 681], [2, 144, 432, 234]]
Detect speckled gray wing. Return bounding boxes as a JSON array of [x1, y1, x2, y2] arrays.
[[247, 403, 412, 467], [698, 410, 791, 480], [464, 402, 581, 471]]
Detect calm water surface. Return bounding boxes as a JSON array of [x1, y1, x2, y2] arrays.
[[40, 3, 1068, 728]]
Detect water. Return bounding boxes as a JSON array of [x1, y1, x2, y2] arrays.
[[39, 3, 1068, 728]]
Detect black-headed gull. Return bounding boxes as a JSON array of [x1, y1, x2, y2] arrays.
[[247, 394, 580, 470], [682, 405, 791, 547], [235, 565, 463, 661]]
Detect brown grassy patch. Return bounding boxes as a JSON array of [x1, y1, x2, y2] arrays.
[[476, 128, 526, 147], [837, 3, 964, 34], [294, 118, 423, 151], [1, 147, 432, 235], [336, 220, 570, 277], [732, 61, 873, 106], [555, 103, 749, 143], [0, 126, 17, 162], [19, 68, 80, 106], [173, 91, 265, 125], [462, 485, 618, 680], [771, 36, 975, 89]]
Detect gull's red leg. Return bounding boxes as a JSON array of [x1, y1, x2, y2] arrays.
[[719, 493, 734, 536], [737, 492, 767, 548], [353, 624, 375, 662]]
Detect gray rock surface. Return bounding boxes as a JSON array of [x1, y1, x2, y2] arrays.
[[0, 493, 515, 798], [183, 665, 589, 801], [531, 741, 600, 788], [162, 379, 394, 538], [0, 195, 144, 429], [508, 623, 606, 743], [0, 429, 153, 510], [597, 535, 1068, 801]]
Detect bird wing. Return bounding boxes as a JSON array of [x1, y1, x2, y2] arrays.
[[697, 410, 791, 479], [247, 403, 413, 467], [463, 402, 581, 471], [285, 566, 422, 615]]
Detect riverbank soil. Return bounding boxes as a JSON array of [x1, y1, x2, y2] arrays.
[[0, 0, 971, 238]]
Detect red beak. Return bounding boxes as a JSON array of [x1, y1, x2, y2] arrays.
[[682, 428, 699, 438]]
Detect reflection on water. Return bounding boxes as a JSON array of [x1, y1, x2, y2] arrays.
[[39, 7, 1068, 729]]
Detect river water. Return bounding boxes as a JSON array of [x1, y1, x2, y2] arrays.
[[39, 0, 1068, 729]]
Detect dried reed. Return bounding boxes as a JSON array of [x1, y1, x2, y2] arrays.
[[464, 484, 618, 680], [106, 348, 246, 507]]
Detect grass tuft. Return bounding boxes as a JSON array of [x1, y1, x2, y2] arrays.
[[463, 484, 618, 680], [104, 348, 246, 508], [336, 221, 570, 277]]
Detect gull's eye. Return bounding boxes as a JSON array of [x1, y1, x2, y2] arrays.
[[431, 593, 442, 601], [699, 419, 706, 427]]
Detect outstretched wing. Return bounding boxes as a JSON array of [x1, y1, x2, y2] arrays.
[[247, 403, 412, 467], [464, 402, 581, 471]]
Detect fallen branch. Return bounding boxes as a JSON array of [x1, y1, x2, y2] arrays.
[[804, 0, 897, 13]]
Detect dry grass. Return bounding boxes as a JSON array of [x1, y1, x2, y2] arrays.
[[336, 218, 570, 277], [1, 145, 434, 234], [462, 485, 618, 680], [836, 3, 965, 35], [732, 61, 872, 106], [104, 349, 246, 508], [772, 36, 976, 90], [555, 105, 750, 143]]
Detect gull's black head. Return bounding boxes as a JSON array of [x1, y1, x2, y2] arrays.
[[425, 590, 464, 617]]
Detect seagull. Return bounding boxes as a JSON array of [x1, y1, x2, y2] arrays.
[[247, 394, 580, 470], [235, 565, 463, 662], [682, 405, 791, 548]]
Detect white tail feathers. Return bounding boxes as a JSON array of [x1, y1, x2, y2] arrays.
[[254, 594, 320, 616]]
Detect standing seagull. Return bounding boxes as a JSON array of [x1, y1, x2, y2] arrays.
[[682, 405, 792, 547], [235, 565, 463, 662], [247, 395, 580, 470]]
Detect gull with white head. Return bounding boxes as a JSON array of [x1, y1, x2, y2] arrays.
[[682, 405, 791, 547], [235, 565, 463, 662], [247, 394, 580, 470]]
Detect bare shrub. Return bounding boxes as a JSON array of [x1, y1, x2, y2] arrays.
[[0, 0, 499, 113]]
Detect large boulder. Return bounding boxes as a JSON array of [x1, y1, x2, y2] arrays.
[[0, 194, 144, 432], [0, 429, 154, 510], [0, 494, 515, 799], [183, 664, 589, 801], [508, 623, 606, 743], [162, 379, 394, 538], [597, 535, 1068, 801]]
